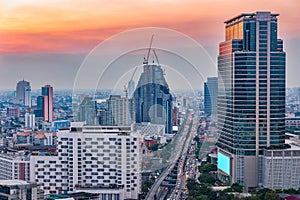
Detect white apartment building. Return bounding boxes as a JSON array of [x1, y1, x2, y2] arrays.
[[260, 139, 300, 190], [0, 153, 30, 181], [29, 122, 141, 199], [29, 156, 62, 194], [25, 112, 35, 128]]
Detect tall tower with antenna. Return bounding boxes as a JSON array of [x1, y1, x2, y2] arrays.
[[133, 36, 173, 133]]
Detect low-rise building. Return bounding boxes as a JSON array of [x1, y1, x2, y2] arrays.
[[0, 179, 43, 200], [134, 122, 165, 136], [260, 139, 300, 190], [286, 117, 300, 129], [15, 130, 57, 146]]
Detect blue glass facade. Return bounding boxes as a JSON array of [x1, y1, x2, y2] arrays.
[[217, 12, 286, 186], [204, 77, 218, 117], [134, 64, 173, 133]]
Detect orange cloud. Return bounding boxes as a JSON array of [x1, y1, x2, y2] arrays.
[[0, 0, 299, 53]]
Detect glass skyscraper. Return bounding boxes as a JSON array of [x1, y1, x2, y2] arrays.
[[134, 63, 173, 134], [41, 85, 54, 122], [204, 77, 218, 117], [99, 95, 135, 126], [77, 96, 98, 125], [16, 80, 30, 106], [217, 12, 285, 189]]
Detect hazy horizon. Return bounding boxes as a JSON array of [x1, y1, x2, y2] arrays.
[[1, 0, 300, 90]]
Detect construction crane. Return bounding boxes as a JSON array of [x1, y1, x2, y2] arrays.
[[145, 34, 154, 122], [153, 48, 166, 75], [143, 34, 154, 65], [130, 67, 138, 82], [124, 67, 138, 99], [152, 49, 160, 65]]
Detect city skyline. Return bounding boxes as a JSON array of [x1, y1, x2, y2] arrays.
[[0, 0, 300, 90], [1, 7, 300, 199]]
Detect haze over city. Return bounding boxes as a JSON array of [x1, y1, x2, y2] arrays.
[[1, 1, 300, 200]]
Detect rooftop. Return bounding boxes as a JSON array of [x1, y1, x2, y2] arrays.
[[0, 179, 29, 186], [224, 12, 279, 24], [286, 139, 300, 150]]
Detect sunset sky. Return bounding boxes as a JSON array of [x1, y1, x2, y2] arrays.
[[0, 0, 300, 89]]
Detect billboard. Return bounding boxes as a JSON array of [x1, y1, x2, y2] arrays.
[[217, 152, 230, 175]]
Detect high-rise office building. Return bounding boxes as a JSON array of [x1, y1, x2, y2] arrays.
[[217, 12, 285, 190], [16, 80, 30, 106], [204, 77, 218, 117], [24, 86, 32, 107], [134, 63, 173, 134], [77, 96, 98, 125], [41, 85, 54, 122], [34, 96, 45, 117], [100, 95, 134, 126]]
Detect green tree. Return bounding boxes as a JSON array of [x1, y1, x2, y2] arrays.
[[282, 188, 298, 194], [245, 196, 260, 200], [148, 144, 159, 151], [264, 191, 280, 200], [199, 174, 217, 185], [231, 183, 243, 193], [198, 163, 217, 173], [188, 195, 209, 200]]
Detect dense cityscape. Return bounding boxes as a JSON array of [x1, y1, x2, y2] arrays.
[[1, 4, 300, 200]]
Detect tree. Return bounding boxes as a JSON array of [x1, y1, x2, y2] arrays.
[[245, 196, 260, 200], [264, 191, 280, 200], [282, 188, 299, 194], [148, 143, 159, 151], [198, 163, 217, 174], [199, 174, 217, 185], [231, 183, 243, 193], [198, 195, 210, 200]]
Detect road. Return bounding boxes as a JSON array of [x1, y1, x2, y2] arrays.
[[169, 113, 198, 200], [146, 110, 198, 200]]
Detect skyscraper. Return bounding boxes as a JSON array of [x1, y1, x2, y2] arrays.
[[25, 109, 35, 128], [134, 63, 173, 134], [34, 96, 45, 118], [100, 95, 134, 126], [77, 96, 98, 125], [204, 77, 218, 117], [217, 12, 285, 190], [24, 86, 32, 107], [16, 80, 31, 106], [41, 85, 54, 122]]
